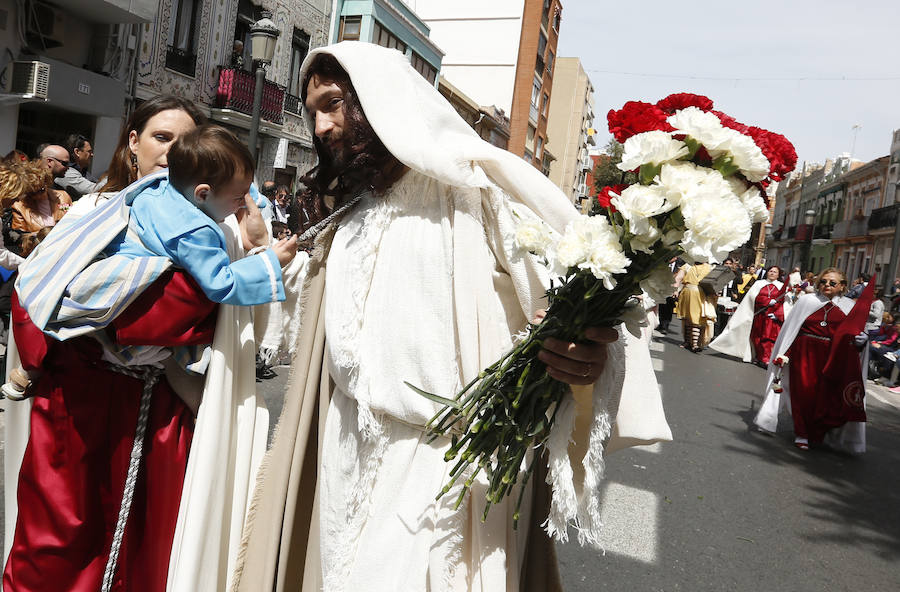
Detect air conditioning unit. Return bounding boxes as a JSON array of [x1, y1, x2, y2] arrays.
[[26, 1, 65, 49], [8, 61, 50, 99]]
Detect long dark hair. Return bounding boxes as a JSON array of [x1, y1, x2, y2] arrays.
[[293, 53, 404, 233], [101, 95, 207, 193]]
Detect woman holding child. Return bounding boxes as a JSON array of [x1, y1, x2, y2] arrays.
[[3, 96, 280, 591]]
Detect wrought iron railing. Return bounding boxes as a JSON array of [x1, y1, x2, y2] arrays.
[[215, 67, 285, 125], [868, 203, 899, 231], [284, 93, 301, 116]]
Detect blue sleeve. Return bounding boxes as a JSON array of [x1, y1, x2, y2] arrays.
[[170, 225, 285, 306]]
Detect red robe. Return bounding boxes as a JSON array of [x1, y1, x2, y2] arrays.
[[4, 271, 217, 592], [787, 303, 865, 444], [750, 283, 784, 365]]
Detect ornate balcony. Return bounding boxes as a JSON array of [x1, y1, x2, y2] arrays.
[[812, 224, 832, 240], [832, 217, 870, 240], [284, 93, 301, 116], [868, 204, 899, 231], [215, 67, 284, 125]]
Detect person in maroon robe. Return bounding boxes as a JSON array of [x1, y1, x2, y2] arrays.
[[749, 266, 786, 366]]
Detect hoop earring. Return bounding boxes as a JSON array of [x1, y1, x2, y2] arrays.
[[130, 152, 138, 169]]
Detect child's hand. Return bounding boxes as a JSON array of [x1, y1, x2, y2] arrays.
[[272, 234, 298, 267]]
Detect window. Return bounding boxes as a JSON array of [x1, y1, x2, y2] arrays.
[[167, 0, 200, 76], [542, 0, 551, 29], [410, 51, 437, 84], [553, 7, 561, 32], [339, 16, 361, 41], [527, 124, 535, 144], [523, 149, 533, 163], [541, 92, 550, 118], [373, 21, 407, 54], [531, 75, 541, 107], [287, 28, 311, 99], [537, 31, 547, 58], [535, 136, 544, 160], [546, 50, 554, 76]]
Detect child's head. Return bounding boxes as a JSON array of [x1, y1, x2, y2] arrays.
[[168, 125, 255, 222], [20, 226, 52, 257], [271, 220, 291, 240]]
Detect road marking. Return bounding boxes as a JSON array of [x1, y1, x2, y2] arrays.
[[599, 482, 659, 564], [649, 340, 664, 353], [652, 357, 664, 372]]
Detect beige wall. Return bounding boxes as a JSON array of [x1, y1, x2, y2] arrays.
[[545, 57, 593, 202]]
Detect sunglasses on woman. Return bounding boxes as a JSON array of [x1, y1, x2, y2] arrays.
[[818, 279, 842, 287]]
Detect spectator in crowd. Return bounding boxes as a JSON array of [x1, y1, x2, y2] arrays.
[[37, 144, 69, 185], [656, 257, 680, 334], [737, 264, 756, 301], [0, 159, 72, 253], [890, 277, 900, 297], [55, 134, 99, 200], [259, 180, 276, 221], [867, 286, 885, 333], [801, 271, 817, 294], [272, 184, 290, 223], [847, 272, 870, 299], [231, 39, 245, 69], [788, 266, 802, 288], [867, 313, 900, 381]]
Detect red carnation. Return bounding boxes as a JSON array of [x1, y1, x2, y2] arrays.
[[748, 127, 798, 181], [656, 93, 714, 114], [607, 101, 673, 143], [712, 110, 750, 135], [597, 184, 629, 212]]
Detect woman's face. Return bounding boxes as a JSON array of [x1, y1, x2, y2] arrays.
[[766, 267, 779, 281], [817, 272, 845, 298], [128, 109, 197, 179]]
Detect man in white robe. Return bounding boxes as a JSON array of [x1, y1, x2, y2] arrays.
[[231, 42, 671, 592]]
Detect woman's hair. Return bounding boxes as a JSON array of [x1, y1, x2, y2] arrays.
[[817, 267, 848, 293], [2, 150, 28, 165], [767, 265, 783, 280], [101, 95, 207, 193], [295, 53, 405, 232], [0, 160, 50, 209]]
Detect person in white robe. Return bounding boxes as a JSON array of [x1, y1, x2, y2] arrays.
[[230, 42, 672, 592], [754, 269, 866, 453], [711, 266, 791, 364]]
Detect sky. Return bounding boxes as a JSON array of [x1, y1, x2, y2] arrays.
[[555, 0, 900, 166]]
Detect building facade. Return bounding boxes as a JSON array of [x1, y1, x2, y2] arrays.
[[0, 0, 335, 189], [411, 0, 562, 172], [330, 0, 443, 84], [139, 0, 333, 188], [545, 57, 594, 206], [832, 156, 889, 280], [0, 0, 155, 176], [437, 76, 510, 150]]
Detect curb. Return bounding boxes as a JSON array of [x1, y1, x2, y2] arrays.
[[867, 380, 900, 410]]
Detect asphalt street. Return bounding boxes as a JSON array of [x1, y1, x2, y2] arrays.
[[2, 332, 899, 590]]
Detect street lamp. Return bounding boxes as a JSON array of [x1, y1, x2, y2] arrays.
[[248, 11, 280, 162]]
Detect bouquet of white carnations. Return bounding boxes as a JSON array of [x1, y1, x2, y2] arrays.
[[408, 93, 797, 525]]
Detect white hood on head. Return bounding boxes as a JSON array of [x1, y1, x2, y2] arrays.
[[299, 41, 577, 233]]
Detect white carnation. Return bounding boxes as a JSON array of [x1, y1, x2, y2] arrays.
[[629, 219, 661, 254], [725, 179, 769, 224], [514, 217, 552, 256], [679, 191, 752, 263], [711, 129, 770, 182], [667, 107, 731, 150], [617, 130, 689, 171], [640, 264, 676, 302], [557, 215, 630, 289], [656, 162, 732, 209]]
